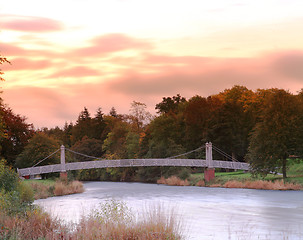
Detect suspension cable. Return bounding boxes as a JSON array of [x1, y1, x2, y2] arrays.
[[32, 149, 60, 167], [66, 148, 104, 161], [167, 145, 205, 159], [212, 145, 239, 162]]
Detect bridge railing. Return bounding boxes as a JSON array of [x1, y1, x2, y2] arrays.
[[17, 143, 250, 177]]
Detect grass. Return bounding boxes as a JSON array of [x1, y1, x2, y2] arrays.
[[0, 200, 183, 240], [157, 176, 190, 186], [158, 161, 303, 190], [24, 179, 84, 199]]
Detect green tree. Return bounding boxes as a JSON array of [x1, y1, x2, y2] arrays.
[[71, 107, 93, 144], [15, 132, 60, 168], [208, 86, 255, 161], [246, 90, 303, 178], [155, 94, 186, 115], [71, 136, 103, 162]]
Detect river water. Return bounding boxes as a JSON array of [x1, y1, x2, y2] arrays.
[[35, 182, 303, 239]]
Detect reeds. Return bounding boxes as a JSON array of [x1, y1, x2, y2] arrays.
[[223, 180, 301, 190], [0, 200, 183, 240], [28, 180, 84, 199], [157, 176, 190, 186], [54, 180, 84, 196]]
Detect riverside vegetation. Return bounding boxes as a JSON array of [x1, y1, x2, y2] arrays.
[[157, 160, 303, 190], [0, 160, 183, 240]]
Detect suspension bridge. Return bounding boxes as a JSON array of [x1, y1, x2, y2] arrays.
[[17, 142, 250, 182]]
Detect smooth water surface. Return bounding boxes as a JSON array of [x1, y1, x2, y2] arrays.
[[35, 182, 303, 239]]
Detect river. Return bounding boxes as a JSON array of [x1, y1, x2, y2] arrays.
[[35, 182, 303, 239]]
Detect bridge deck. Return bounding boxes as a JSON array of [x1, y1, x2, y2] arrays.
[[18, 158, 249, 176]]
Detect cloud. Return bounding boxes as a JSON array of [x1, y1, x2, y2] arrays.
[[75, 33, 152, 56], [3, 49, 303, 128], [4, 58, 53, 71], [0, 15, 64, 32], [106, 50, 303, 98], [0, 43, 26, 56], [48, 66, 101, 78], [271, 50, 303, 80]]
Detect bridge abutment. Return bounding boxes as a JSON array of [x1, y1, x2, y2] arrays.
[[204, 168, 215, 182], [205, 142, 215, 182]]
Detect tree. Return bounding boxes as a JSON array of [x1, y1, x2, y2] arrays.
[[155, 94, 186, 114], [0, 107, 34, 166], [128, 101, 152, 132], [208, 86, 255, 161], [70, 136, 103, 162], [91, 108, 106, 140], [0, 55, 10, 141], [0, 55, 10, 82], [246, 90, 303, 179], [71, 107, 93, 144], [15, 132, 60, 168]]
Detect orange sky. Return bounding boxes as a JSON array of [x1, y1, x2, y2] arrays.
[[1, 0, 303, 128]]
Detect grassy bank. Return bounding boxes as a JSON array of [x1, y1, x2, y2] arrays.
[[0, 200, 183, 240], [157, 161, 303, 190], [24, 179, 84, 199]]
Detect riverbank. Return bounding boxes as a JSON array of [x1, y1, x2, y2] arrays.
[[157, 161, 303, 190], [24, 179, 84, 199], [1, 199, 183, 240]]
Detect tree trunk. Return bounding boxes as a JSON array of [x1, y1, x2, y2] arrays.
[[282, 157, 287, 179]]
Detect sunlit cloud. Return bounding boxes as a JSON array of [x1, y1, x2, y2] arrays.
[[0, 15, 64, 32], [1, 0, 303, 128]]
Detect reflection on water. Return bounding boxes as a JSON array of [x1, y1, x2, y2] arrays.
[[35, 182, 303, 239]]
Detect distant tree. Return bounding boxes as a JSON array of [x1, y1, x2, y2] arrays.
[[0, 55, 10, 81], [71, 107, 93, 144], [0, 54, 10, 141], [91, 107, 106, 140], [155, 94, 186, 114], [184, 95, 222, 150], [0, 107, 34, 166], [109, 107, 118, 118], [70, 136, 103, 162], [103, 120, 129, 159], [128, 101, 152, 132], [208, 86, 255, 161], [246, 90, 303, 179], [15, 132, 60, 168]]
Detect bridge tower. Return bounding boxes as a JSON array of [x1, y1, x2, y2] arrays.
[[204, 142, 215, 182], [60, 145, 68, 180]]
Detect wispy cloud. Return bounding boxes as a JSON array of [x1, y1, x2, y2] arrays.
[[0, 15, 64, 32]]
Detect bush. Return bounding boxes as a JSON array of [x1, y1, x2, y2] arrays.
[[0, 160, 33, 215], [178, 168, 190, 180], [0, 159, 19, 192]]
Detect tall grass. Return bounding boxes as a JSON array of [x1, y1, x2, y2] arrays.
[[157, 176, 190, 186], [0, 200, 183, 240], [27, 180, 84, 199], [223, 179, 301, 190]]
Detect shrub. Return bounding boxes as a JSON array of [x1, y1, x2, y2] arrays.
[[178, 168, 190, 180], [0, 160, 33, 215]]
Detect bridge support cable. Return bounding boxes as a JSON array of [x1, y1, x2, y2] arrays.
[[32, 148, 60, 167], [166, 145, 205, 159], [212, 145, 239, 162], [65, 148, 104, 161]]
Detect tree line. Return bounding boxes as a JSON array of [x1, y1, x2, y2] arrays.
[[1, 56, 303, 181]]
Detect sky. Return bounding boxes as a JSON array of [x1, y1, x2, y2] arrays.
[[1, 0, 303, 128]]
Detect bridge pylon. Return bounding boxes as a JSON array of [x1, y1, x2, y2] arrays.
[[204, 142, 215, 182], [60, 145, 67, 180]]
